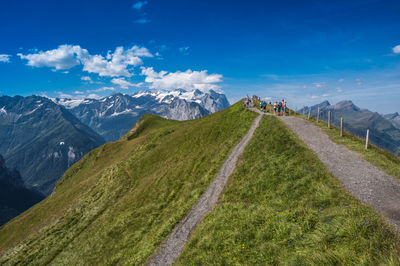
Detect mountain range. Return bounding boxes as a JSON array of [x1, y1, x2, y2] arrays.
[[54, 89, 230, 141], [299, 100, 400, 156]]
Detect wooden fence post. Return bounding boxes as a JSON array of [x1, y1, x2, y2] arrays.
[[340, 117, 343, 137], [317, 107, 320, 123], [365, 129, 369, 150], [328, 111, 331, 129], [308, 108, 311, 119]]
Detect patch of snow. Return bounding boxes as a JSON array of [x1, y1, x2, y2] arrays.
[[68, 146, 76, 162], [53, 152, 60, 158], [0, 106, 7, 115], [99, 103, 114, 117], [24, 107, 39, 115], [60, 142, 65, 145], [132, 91, 151, 98], [57, 99, 85, 109], [110, 109, 136, 116]]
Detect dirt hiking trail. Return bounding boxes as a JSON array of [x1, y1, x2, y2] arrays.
[[148, 113, 263, 266], [254, 107, 400, 231]]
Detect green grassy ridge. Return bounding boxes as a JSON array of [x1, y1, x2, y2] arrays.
[[294, 113, 400, 181], [176, 115, 400, 265], [0, 102, 258, 265]]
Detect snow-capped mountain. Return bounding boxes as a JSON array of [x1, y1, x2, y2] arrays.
[[55, 89, 230, 142]]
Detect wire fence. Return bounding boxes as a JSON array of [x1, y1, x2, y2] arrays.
[[293, 106, 400, 153]]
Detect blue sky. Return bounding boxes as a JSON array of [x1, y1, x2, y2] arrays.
[[1, 0, 400, 113]]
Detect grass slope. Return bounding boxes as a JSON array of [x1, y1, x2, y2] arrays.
[[176, 116, 400, 265], [295, 113, 400, 181], [0, 102, 257, 265]]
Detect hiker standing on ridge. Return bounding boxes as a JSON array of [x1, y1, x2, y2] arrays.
[[273, 102, 277, 115], [277, 101, 281, 116], [283, 100, 287, 116]]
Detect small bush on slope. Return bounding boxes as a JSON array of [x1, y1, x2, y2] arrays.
[[176, 115, 400, 265], [0, 102, 257, 265]]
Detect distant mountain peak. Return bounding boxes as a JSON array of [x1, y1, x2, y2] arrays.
[[331, 100, 360, 111]]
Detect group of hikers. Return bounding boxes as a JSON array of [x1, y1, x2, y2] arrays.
[[244, 95, 289, 116], [259, 99, 288, 116]]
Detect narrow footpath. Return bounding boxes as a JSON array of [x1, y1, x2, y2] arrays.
[[148, 113, 263, 266], [252, 107, 400, 230]]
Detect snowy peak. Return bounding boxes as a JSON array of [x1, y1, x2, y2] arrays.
[[56, 89, 230, 142]]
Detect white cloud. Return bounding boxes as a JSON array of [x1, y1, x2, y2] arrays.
[[87, 93, 101, 99], [311, 95, 319, 99], [322, 94, 330, 97], [81, 76, 94, 83], [132, 1, 148, 10], [312, 82, 325, 88], [87, 87, 116, 93], [18, 44, 153, 77], [111, 78, 142, 89], [141, 67, 223, 92], [179, 46, 190, 55], [17, 45, 88, 70], [57, 91, 100, 100], [336, 87, 343, 93], [392, 45, 400, 54], [355, 78, 362, 85], [81, 46, 152, 77], [338, 78, 344, 83], [0, 54, 11, 63]]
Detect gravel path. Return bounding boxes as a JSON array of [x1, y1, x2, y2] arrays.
[[278, 115, 400, 230], [148, 113, 263, 266]]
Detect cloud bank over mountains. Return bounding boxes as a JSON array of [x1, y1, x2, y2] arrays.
[[141, 67, 223, 92], [13, 44, 224, 99]]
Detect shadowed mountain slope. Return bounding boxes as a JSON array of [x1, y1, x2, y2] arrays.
[[0, 95, 105, 195], [0, 154, 44, 226]]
